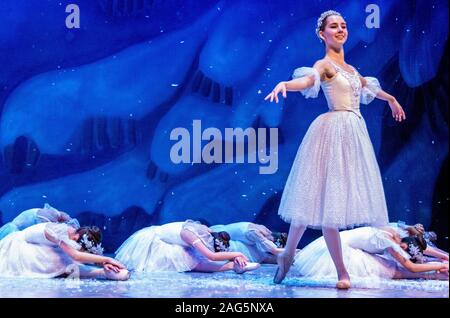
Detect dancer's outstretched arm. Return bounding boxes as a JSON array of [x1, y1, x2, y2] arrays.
[[388, 247, 449, 273], [45, 229, 125, 270], [58, 241, 125, 269], [180, 229, 248, 262], [424, 246, 449, 261], [358, 75, 406, 122]]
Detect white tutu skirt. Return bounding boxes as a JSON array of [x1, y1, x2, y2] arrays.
[[293, 236, 397, 280], [115, 226, 201, 272], [0, 231, 74, 278], [278, 111, 389, 229]]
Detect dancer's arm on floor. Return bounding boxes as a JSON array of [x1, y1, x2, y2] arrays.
[[180, 229, 248, 262], [58, 241, 125, 269], [388, 247, 449, 273], [44, 230, 125, 269], [424, 246, 449, 261]]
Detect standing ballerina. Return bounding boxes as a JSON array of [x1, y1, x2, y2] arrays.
[[265, 10, 406, 289]]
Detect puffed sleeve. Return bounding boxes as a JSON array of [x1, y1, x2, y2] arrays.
[[369, 230, 411, 260], [36, 203, 61, 223], [45, 223, 81, 250], [246, 230, 278, 253], [292, 67, 321, 99], [182, 220, 214, 250], [360, 77, 381, 104]]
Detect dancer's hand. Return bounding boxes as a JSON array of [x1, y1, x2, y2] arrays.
[[105, 257, 126, 270], [234, 253, 249, 263], [234, 256, 248, 268], [104, 263, 120, 273], [264, 82, 287, 103], [388, 99, 406, 122], [438, 263, 449, 273]]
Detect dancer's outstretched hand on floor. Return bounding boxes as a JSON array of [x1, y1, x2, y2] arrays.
[[105, 257, 126, 270], [104, 263, 120, 273]]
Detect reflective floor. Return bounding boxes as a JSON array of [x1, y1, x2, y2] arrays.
[[0, 265, 448, 298]]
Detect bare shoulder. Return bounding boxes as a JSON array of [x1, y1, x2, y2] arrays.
[[313, 59, 335, 74], [313, 59, 328, 69]]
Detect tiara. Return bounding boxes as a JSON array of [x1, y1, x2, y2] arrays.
[[315, 10, 342, 39], [80, 234, 104, 255]]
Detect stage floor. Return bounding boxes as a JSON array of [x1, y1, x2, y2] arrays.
[[0, 264, 448, 298]]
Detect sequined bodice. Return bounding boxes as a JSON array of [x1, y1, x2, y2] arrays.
[[321, 60, 363, 117]]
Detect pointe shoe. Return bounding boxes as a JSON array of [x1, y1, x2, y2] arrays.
[[273, 253, 294, 284], [336, 279, 351, 290], [105, 269, 131, 281], [234, 262, 261, 274]]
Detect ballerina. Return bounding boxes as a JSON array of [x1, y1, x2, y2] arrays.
[[0, 222, 129, 280], [115, 220, 260, 273], [265, 10, 406, 289], [292, 226, 448, 281], [210, 222, 288, 263]]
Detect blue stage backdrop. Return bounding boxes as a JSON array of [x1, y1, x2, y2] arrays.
[[0, 0, 448, 252]]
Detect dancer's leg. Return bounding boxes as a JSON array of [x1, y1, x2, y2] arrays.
[[322, 227, 350, 289], [273, 224, 307, 284], [193, 261, 234, 273]]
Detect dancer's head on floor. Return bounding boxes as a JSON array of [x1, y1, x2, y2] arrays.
[[315, 10, 347, 47], [74, 226, 104, 255], [401, 235, 427, 263], [211, 231, 231, 252], [272, 232, 288, 248]]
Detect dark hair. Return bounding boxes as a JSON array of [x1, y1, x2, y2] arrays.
[[76, 226, 102, 252], [211, 231, 230, 252], [402, 235, 427, 263], [272, 232, 288, 248]]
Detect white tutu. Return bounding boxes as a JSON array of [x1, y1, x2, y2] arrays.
[[293, 236, 397, 280], [0, 224, 76, 278], [115, 222, 211, 272], [292, 227, 411, 280], [278, 65, 388, 229]]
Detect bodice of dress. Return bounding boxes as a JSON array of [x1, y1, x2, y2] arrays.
[[342, 226, 410, 259], [157, 220, 214, 250], [321, 61, 363, 118], [156, 222, 187, 246], [20, 223, 52, 245], [292, 62, 382, 117], [21, 222, 81, 250]]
